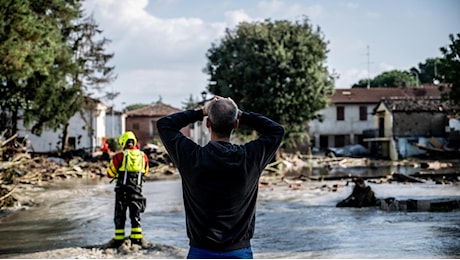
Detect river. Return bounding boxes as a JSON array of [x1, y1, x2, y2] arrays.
[[0, 169, 459, 258]]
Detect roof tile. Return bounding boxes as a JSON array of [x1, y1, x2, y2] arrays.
[[126, 102, 182, 117], [331, 85, 443, 103]]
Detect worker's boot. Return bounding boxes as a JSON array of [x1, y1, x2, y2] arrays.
[[106, 238, 124, 248]]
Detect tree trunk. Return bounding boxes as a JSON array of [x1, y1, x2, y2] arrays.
[[60, 122, 70, 153], [11, 103, 19, 139]]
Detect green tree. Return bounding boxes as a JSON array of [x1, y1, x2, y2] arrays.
[[437, 33, 460, 108], [59, 13, 116, 151], [0, 0, 78, 138], [352, 70, 414, 88], [182, 94, 198, 110], [0, 1, 116, 152], [204, 18, 335, 149], [416, 58, 441, 85]]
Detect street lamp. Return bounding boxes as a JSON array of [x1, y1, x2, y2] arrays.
[[200, 90, 207, 146], [201, 90, 207, 102]]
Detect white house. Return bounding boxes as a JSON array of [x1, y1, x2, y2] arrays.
[[18, 98, 108, 154], [309, 86, 443, 150], [105, 107, 126, 139]]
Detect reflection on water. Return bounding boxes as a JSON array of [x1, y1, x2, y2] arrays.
[[0, 172, 459, 258]]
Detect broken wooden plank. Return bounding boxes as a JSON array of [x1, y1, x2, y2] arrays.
[[391, 173, 424, 183]]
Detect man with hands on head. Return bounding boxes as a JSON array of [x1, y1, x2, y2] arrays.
[[157, 96, 285, 259]]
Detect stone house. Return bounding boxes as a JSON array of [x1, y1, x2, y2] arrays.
[[368, 96, 456, 160], [125, 102, 185, 148], [309, 85, 444, 151]]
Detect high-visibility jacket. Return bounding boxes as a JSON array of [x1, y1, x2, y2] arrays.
[[107, 148, 149, 187]]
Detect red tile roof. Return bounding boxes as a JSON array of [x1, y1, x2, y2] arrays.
[[381, 97, 452, 112], [126, 102, 182, 117], [331, 85, 443, 104]]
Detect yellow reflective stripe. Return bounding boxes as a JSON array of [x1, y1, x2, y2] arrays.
[[107, 169, 115, 178], [131, 227, 142, 233], [130, 233, 143, 239], [130, 226, 142, 239], [107, 163, 117, 177], [110, 164, 117, 173], [115, 229, 125, 240], [144, 161, 149, 176], [115, 234, 125, 240]]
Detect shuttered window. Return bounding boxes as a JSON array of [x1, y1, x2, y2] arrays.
[[359, 106, 367, 121], [336, 106, 344, 121]]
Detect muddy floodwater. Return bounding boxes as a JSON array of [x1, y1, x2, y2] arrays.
[[0, 165, 459, 258]]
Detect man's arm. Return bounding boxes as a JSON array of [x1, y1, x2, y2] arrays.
[[107, 153, 123, 178], [239, 111, 285, 169], [143, 153, 149, 176], [239, 111, 284, 138], [157, 109, 204, 166]]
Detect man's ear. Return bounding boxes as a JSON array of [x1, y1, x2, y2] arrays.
[[206, 117, 211, 128], [234, 119, 239, 130]]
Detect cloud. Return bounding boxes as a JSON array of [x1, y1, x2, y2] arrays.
[[224, 9, 253, 27], [377, 62, 396, 73], [344, 2, 359, 10], [365, 11, 381, 18], [83, 0, 235, 108], [257, 0, 324, 20], [113, 67, 208, 105], [334, 68, 368, 88], [84, 0, 224, 71]]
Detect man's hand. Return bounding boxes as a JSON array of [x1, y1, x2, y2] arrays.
[[203, 96, 242, 119], [203, 96, 222, 116], [227, 97, 242, 119]]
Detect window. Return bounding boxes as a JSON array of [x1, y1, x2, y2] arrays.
[[336, 106, 344, 121], [334, 135, 346, 147], [68, 137, 76, 150], [132, 122, 140, 130], [359, 106, 368, 121]]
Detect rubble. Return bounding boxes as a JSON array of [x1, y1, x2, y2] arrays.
[[1, 133, 459, 211], [260, 153, 460, 189], [0, 136, 177, 210]]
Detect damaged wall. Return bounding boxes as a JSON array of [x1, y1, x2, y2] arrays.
[[392, 112, 447, 137]]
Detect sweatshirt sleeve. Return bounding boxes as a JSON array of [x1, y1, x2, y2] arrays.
[[157, 109, 204, 166], [239, 111, 285, 170]]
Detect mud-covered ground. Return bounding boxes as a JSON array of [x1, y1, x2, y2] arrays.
[[0, 166, 185, 259], [10, 240, 188, 259]]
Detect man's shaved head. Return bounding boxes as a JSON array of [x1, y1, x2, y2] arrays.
[[207, 98, 238, 138]]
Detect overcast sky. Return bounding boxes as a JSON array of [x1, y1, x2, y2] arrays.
[[82, 0, 460, 110]]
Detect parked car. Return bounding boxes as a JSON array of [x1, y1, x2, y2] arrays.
[[326, 144, 369, 158]]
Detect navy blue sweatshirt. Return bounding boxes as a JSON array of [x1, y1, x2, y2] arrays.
[[157, 109, 285, 251]]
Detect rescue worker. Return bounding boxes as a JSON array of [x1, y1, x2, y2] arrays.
[[100, 137, 111, 161], [106, 131, 149, 247]]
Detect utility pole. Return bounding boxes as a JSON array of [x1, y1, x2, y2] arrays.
[[367, 45, 371, 89]]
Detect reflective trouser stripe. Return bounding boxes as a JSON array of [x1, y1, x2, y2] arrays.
[[115, 229, 125, 240], [130, 227, 143, 239]]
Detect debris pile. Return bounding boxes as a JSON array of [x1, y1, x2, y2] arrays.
[[0, 136, 177, 210], [260, 153, 460, 190]]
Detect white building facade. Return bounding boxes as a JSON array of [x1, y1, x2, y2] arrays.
[[18, 100, 108, 153]]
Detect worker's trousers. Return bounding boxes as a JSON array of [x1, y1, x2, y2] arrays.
[[113, 187, 146, 242]]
